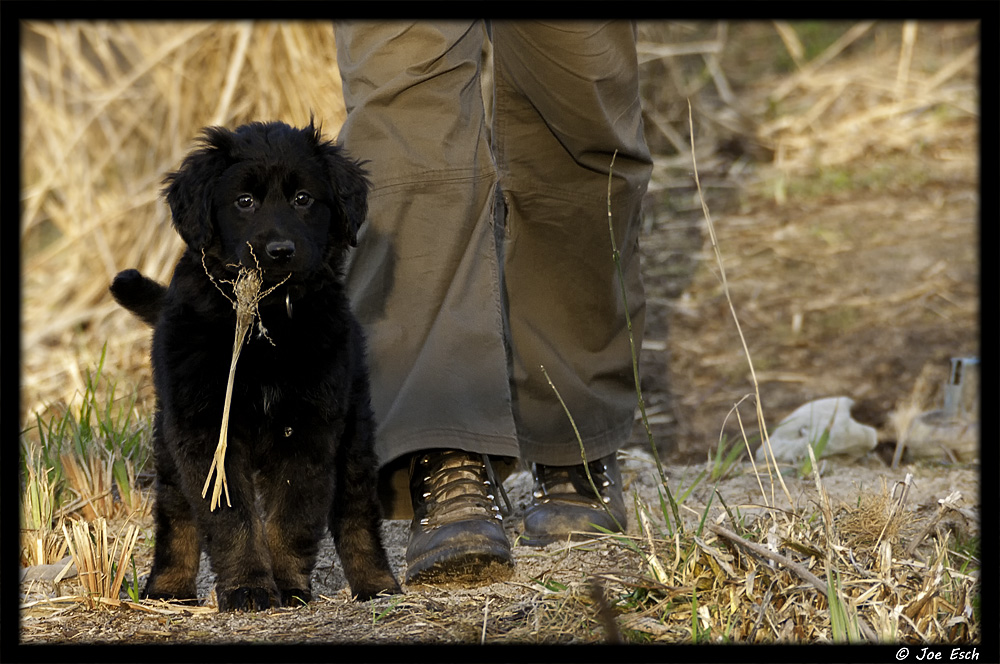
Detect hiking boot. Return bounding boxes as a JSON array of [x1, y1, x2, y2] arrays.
[[405, 450, 514, 587], [521, 454, 627, 547]]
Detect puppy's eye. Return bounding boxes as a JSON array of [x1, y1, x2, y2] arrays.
[[236, 194, 254, 209], [292, 192, 313, 208]]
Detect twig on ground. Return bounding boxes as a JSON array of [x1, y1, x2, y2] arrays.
[[903, 491, 963, 559]]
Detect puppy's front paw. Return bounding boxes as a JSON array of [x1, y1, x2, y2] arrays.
[[279, 587, 313, 607], [216, 586, 275, 612], [350, 574, 403, 601]]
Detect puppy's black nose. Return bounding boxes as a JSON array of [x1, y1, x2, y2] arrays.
[[266, 240, 296, 261]]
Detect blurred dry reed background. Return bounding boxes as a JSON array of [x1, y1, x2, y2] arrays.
[[635, 21, 977, 205], [20, 20, 979, 435]]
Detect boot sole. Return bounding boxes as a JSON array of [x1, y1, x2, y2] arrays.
[[405, 546, 514, 588]]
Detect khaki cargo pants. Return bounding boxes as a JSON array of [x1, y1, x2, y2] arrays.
[[334, 21, 652, 514]]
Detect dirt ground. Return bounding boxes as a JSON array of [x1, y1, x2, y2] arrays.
[[19, 451, 980, 646], [635, 154, 979, 463], [18, 21, 982, 651]]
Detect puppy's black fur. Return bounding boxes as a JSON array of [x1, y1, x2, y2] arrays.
[[110, 121, 400, 611]]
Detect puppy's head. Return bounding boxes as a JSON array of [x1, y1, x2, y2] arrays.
[[163, 120, 368, 283]]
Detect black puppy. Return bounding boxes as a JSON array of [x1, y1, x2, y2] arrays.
[[110, 121, 401, 611]]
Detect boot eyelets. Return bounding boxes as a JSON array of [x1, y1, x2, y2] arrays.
[[522, 455, 626, 546], [405, 450, 514, 585]]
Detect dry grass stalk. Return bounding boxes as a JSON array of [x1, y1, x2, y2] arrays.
[[61, 517, 140, 609], [201, 246, 289, 510], [21, 529, 69, 569], [114, 456, 152, 517], [805, 444, 837, 547], [687, 100, 793, 513], [895, 22, 919, 101], [772, 22, 806, 68], [50, 448, 150, 523], [888, 363, 941, 468], [59, 451, 117, 520], [480, 597, 490, 644], [725, 396, 771, 507], [638, 509, 670, 585], [20, 449, 66, 566], [803, 444, 879, 643], [904, 534, 951, 630]]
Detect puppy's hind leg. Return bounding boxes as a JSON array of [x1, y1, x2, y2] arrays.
[[330, 392, 402, 600], [143, 438, 201, 602]]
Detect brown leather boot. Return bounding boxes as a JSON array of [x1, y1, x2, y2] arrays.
[[521, 454, 627, 547], [404, 450, 514, 587]]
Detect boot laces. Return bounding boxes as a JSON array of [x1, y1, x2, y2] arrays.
[[414, 450, 512, 529], [532, 458, 614, 505]]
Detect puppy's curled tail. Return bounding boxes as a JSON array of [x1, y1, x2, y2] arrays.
[[110, 269, 167, 327]]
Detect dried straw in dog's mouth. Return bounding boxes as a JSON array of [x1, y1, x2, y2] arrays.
[[201, 245, 290, 511]]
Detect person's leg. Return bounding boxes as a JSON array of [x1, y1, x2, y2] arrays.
[[491, 21, 652, 544], [335, 20, 519, 473], [334, 20, 515, 583], [492, 20, 652, 464]]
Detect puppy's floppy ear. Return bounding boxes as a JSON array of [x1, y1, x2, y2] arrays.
[[331, 157, 370, 248], [162, 127, 234, 250], [311, 126, 369, 247]]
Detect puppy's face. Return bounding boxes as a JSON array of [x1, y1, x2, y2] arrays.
[[212, 150, 332, 279], [164, 121, 369, 285]]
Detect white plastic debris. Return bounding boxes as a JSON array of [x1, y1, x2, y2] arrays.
[[755, 396, 877, 464]]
